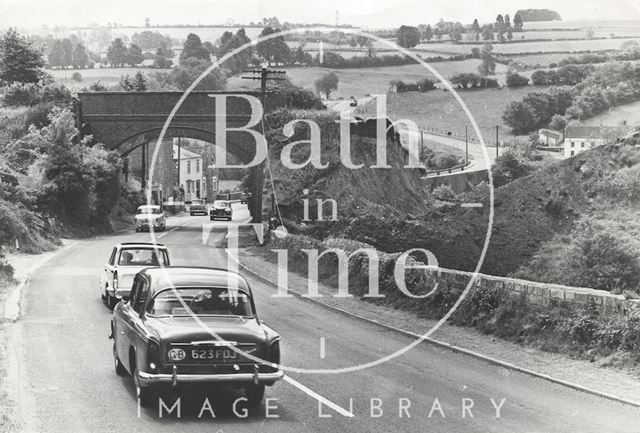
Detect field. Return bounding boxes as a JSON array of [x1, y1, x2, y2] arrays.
[[577, 100, 640, 127], [381, 86, 554, 142], [47, 67, 171, 90], [227, 60, 510, 99]]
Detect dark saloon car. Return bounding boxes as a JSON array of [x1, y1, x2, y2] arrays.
[[189, 199, 207, 216], [111, 267, 282, 406], [209, 200, 233, 221]]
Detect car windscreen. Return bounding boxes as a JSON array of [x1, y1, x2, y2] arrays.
[[147, 287, 253, 317], [213, 201, 230, 208], [138, 207, 162, 214], [118, 248, 169, 266]]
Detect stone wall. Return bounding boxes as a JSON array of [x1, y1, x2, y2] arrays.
[[427, 266, 639, 315]]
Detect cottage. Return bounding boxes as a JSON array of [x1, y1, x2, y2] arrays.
[[538, 128, 564, 147], [563, 125, 620, 158], [173, 145, 204, 201]]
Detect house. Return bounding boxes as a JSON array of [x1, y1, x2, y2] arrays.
[[538, 128, 564, 147], [173, 145, 204, 201], [563, 125, 620, 158]]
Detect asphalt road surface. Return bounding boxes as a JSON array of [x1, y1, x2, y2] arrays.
[[8, 205, 640, 432]]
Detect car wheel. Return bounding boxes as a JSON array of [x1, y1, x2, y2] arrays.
[[210, 217, 214, 221], [228, 216, 232, 221], [114, 345, 127, 376], [133, 367, 154, 407], [135, 228, 139, 232], [190, 212, 194, 216], [245, 384, 265, 406]]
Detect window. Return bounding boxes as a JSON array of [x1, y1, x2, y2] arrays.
[[591, 141, 595, 146], [571, 141, 575, 147], [196, 180, 201, 198], [187, 160, 191, 174], [581, 142, 585, 148], [571, 151, 575, 156], [131, 276, 149, 315], [196, 160, 200, 173], [118, 248, 169, 266], [109, 247, 117, 266], [147, 288, 254, 317]]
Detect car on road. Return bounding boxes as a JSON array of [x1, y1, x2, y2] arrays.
[[110, 267, 282, 406], [209, 200, 233, 221], [240, 192, 250, 204], [100, 243, 171, 309], [349, 96, 358, 107], [134, 205, 166, 232], [189, 199, 207, 216]]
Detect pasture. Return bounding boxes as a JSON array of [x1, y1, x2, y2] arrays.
[[47, 67, 170, 90]]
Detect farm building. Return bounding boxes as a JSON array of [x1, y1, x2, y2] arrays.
[[538, 128, 564, 147], [563, 125, 621, 158]]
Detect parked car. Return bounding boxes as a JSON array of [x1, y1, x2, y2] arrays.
[[100, 243, 171, 309], [134, 205, 166, 232], [189, 199, 207, 216], [209, 200, 233, 221], [240, 193, 250, 204], [349, 96, 358, 107], [110, 267, 282, 406]]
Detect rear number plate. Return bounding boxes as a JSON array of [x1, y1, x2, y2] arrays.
[[189, 348, 239, 362]]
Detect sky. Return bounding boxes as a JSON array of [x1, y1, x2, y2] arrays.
[[1, 0, 639, 30]]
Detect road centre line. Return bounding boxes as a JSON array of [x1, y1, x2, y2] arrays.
[[283, 375, 354, 418]]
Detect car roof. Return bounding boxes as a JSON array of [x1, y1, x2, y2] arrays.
[[140, 267, 252, 295]]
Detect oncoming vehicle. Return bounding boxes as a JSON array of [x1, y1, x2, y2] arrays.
[[240, 193, 250, 205], [135, 205, 166, 232], [189, 199, 207, 216], [100, 243, 170, 309], [349, 96, 358, 107], [110, 267, 282, 406], [209, 200, 232, 221]]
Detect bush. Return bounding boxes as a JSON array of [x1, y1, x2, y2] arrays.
[[432, 185, 456, 201], [491, 150, 532, 187], [71, 72, 82, 82], [505, 71, 529, 87], [1, 81, 72, 107]]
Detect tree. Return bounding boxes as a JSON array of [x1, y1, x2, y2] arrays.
[[397, 25, 420, 48], [125, 43, 144, 66], [61, 38, 73, 67], [505, 14, 511, 27], [507, 28, 513, 41], [106, 38, 128, 67], [48, 40, 64, 69], [478, 43, 496, 76], [496, 14, 504, 24], [0, 28, 45, 83], [472, 19, 480, 32], [256, 27, 291, 65], [120, 71, 147, 91], [423, 25, 433, 41], [481, 24, 494, 41], [513, 14, 524, 31], [314, 72, 339, 99], [502, 101, 538, 134], [72, 43, 89, 68], [491, 150, 531, 187], [217, 28, 253, 73], [180, 33, 210, 62], [170, 57, 226, 91], [505, 71, 529, 87]]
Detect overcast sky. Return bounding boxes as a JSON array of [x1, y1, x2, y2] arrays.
[[1, 0, 639, 30]]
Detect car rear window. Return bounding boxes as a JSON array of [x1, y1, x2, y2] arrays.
[[213, 200, 231, 208], [118, 248, 169, 266], [147, 287, 253, 317]]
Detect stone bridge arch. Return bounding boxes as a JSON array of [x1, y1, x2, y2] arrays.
[[76, 91, 278, 222]]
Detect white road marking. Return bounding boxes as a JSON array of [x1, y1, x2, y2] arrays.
[[157, 219, 193, 238], [283, 375, 354, 418], [320, 337, 326, 359], [461, 203, 483, 208]]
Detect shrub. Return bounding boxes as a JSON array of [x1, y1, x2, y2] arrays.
[[432, 185, 456, 201], [71, 72, 82, 82], [0, 81, 72, 107], [505, 71, 529, 87]]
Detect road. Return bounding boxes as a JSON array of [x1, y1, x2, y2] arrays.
[[7, 206, 640, 432]]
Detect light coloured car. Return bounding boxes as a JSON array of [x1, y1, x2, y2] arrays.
[[100, 242, 171, 309], [135, 205, 166, 232]]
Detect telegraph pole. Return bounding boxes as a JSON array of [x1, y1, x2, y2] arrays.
[[465, 125, 469, 164], [495, 125, 499, 159], [241, 67, 286, 223]]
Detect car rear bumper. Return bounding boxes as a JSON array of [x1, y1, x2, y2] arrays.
[[137, 369, 283, 387]]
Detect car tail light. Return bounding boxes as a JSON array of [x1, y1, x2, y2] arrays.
[[268, 340, 280, 366], [148, 340, 160, 371], [112, 275, 118, 290]]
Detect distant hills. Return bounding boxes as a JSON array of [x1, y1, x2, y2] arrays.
[[515, 9, 562, 22]]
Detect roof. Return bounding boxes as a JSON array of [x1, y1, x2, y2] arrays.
[[565, 125, 620, 139], [539, 128, 563, 138], [173, 145, 202, 160], [141, 267, 251, 295], [117, 243, 168, 250]]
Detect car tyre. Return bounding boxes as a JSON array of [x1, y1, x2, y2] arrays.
[[114, 345, 127, 376], [210, 217, 214, 221], [245, 384, 265, 406]]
